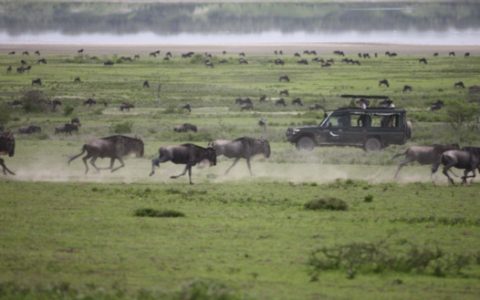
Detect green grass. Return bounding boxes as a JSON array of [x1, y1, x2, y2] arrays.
[[0, 180, 479, 299], [1, 47, 480, 299]]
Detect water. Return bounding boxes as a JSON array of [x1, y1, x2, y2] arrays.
[[2, 29, 480, 46]]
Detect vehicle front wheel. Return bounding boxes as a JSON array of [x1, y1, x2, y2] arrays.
[[296, 136, 315, 151], [364, 137, 382, 152]]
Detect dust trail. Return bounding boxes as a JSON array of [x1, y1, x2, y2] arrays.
[[6, 153, 440, 185]]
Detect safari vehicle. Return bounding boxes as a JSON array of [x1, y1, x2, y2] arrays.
[[286, 96, 411, 151]]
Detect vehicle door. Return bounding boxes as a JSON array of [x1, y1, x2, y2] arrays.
[[324, 113, 351, 145]]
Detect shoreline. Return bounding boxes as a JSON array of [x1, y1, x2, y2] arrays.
[[1, 43, 479, 55]]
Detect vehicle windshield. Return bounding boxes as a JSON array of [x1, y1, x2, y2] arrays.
[[319, 112, 332, 127]]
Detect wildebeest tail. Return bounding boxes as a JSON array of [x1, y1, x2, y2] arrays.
[[68, 145, 87, 164]]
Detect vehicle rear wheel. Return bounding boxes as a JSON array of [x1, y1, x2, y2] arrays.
[[296, 136, 315, 151], [364, 137, 382, 152]]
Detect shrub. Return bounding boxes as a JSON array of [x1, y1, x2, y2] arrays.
[[364, 195, 373, 203], [111, 121, 133, 134], [63, 105, 74, 116], [304, 197, 348, 211], [21, 90, 50, 113], [176, 279, 241, 300], [134, 208, 185, 218]]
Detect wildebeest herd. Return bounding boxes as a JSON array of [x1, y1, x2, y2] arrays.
[[1, 47, 478, 185]]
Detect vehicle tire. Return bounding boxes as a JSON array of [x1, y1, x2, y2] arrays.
[[296, 136, 315, 151], [364, 137, 382, 152]]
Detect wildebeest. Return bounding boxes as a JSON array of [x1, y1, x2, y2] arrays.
[[274, 58, 285, 65], [0, 132, 15, 175], [34, 50, 40, 56], [235, 97, 252, 106], [55, 123, 79, 135], [22, 51, 29, 56], [73, 77, 81, 83], [149, 143, 216, 184], [239, 58, 248, 64], [68, 135, 144, 174], [403, 85, 413, 93], [279, 75, 290, 82], [433, 52, 439, 57], [143, 80, 150, 88], [71, 117, 81, 127], [333, 50, 345, 56], [84, 98, 96, 106], [279, 89, 289, 96], [430, 100, 444, 111], [6, 65, 12, 73], [32, 78, 42, 86], [240, 103, 254, 111], [464, 52, 470, 57], [297, 59, 308, 65], [37, 58, 47, 64], [104, 60, 114, 66], [77, 48, 84, 53], [454, 81, 465, 89], [418, 58, 428, 64], [392, 144, 459, 179], [439, 147, 480, 184], [449, 51, 455, 57], [208, 137, 270, 176], [174, 123, 197, 133], [275, 98, 287, 107], [292, 98, 303, 106], [379, 79, 390, 87], [181, 103, 192, 113], [8, 51, 15, 55], [120, 102, 134, 111], [259, 95, 267, 102], [18, 125, 41, 134], [309, 103, 325, 111]]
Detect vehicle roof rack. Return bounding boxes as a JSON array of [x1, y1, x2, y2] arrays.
[[340, 94, 390, 99]]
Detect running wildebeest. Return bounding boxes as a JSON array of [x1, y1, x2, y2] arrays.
[[174, 123, 197, 133], [0, 132, 15, 175], [55, 123, 78, 135], [32, 78, 42, 86], [279, 75, 290, 82], [120, 102, 134, 111], [18, 125, 41, 134], [439, 147, 480, 185], [149, 143, 216, 184], [379, 79, 390, 87], [143, 80, 150, 88], [208, 136, 270, 176], [69, 135, 144, 174], [392, 144, 460, 179], [454, 81, 465, 89]]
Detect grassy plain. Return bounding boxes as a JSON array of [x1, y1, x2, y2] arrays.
[[0, 44, 480, 299]]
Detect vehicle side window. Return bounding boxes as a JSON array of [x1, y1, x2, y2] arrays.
[[328, 115, 350, 128], [353, 114, 371, 128], [371, 114, 400, 128]]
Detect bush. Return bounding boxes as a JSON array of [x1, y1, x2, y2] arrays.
[[63, 105, 74, 116], [134, 208, 185, 218], [111, 121, 133, 134], [21, 90, 50, 113], [304, 197, 348, 211], [364, 195, 373, 203]]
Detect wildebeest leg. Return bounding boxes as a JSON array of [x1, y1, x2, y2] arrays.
[[246, 158, 253, 176], [149, 155, 170, 176], [111, 157, 125, 172], [90, 156, 100, 173], [82, 154, 92, 174], [188, 165, 193, 185], [225, 158, 240, 174], [394, 158, 411, 178], [442, 165, 456, 185], [0, 158, 15, 175], [461, 169, 475, 184], [170, 164, 189, 179]]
